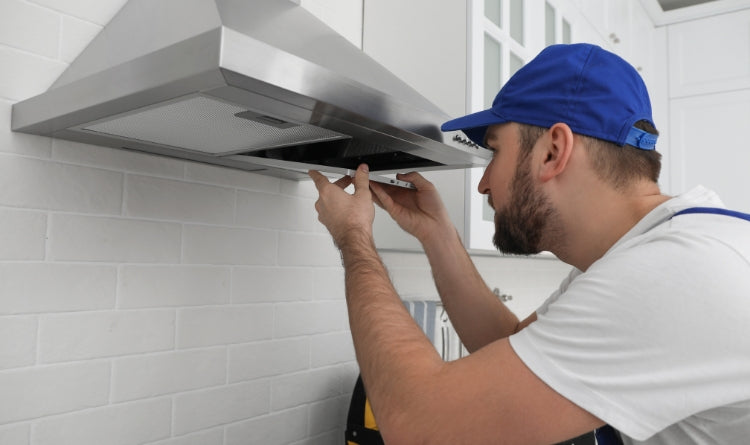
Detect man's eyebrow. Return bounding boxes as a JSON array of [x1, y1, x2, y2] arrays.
[[484, 131, 499, 149], [483, 133, 495, 147]]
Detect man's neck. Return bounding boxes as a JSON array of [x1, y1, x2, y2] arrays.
[[553, 187, 671, 271]]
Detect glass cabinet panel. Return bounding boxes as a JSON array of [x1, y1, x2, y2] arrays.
[[510, 51, 524, 77], [544, 1, 574, 47], [485, 0, 502, 28], [484, 35, 502, 108], [510, 0, 524, 44], [563, 18, 572, 43], [545, 2, 556, 46]]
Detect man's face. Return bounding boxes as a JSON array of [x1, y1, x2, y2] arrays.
[[478, 124, 556, 255]]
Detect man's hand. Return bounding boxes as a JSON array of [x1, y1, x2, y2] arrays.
[[309, 164, 376, 249], [369, 172, 455, 244]]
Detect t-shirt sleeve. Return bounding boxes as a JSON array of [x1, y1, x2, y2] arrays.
[[509, 232, 750, 441]]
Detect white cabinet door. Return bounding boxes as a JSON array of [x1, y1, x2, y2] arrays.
[[362, 0, 467, 117], [574, 0, 659, 64], [665, 8, 750, 211], [669, 90, 750, 212], [606, 0, 633, 58], [576, 0, 607, 37], [544, 0, 578, 46], [668, 9, 750, 98], [629, 0, 656, 83]]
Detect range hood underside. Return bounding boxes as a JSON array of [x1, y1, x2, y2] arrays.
[[12, 16, 489, 179]]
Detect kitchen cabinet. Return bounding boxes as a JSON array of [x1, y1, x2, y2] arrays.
[[574, 0, 629, 54], [362, 0, 470, 251], [666, 9, 750, 212], [669, 90, 750, 211], [607, 0, 633, 58], [667, 9, 750, 99], [544, 0, 575, 46], [573, 0, 657, 78], [629, 2, 658, 84], [575, 0, 608, 41]]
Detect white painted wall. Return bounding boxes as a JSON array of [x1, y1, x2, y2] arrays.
[[0, 1, 571, 444]]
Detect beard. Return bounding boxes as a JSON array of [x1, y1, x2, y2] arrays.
[[492, 157, 557, 255]]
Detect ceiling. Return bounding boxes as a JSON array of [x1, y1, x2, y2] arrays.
[[642, 0, 750, 25], [657, 0, 718, 11]]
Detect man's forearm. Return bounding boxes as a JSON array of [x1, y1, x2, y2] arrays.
[[338, 232, 443, 438], [421, 227, 521, 351], [340, 231, 440, 377]]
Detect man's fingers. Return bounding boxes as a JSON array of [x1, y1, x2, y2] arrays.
[[309, 166, 371, 194], [309, 170, 355, 191], [396, 171, 432, 191], [333, 175, 353, 189], [308, 170, 331, 190], [369, 181, 385, 209], [369, 181, 393, 211], [352, 164, 370, 194]]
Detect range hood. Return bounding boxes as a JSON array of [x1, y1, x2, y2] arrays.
[[11, 0, 490, 180]]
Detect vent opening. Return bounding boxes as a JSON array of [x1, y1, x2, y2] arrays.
[[236, 139, 441, 171]]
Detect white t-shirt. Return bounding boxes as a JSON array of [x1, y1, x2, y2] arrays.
[[509, 186, 750, 444]]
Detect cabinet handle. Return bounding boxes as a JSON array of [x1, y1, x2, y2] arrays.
[[493, 287, 513, 302]]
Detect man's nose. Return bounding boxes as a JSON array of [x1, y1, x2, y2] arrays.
[[477, 167, 490, 195]]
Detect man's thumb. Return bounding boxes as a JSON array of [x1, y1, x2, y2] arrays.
[[353, 163, 370, 192]]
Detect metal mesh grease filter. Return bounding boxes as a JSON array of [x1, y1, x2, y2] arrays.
[[82, 95, 348, 155]]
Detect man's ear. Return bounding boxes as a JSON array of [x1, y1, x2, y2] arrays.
[[538, 122, 574, 182]]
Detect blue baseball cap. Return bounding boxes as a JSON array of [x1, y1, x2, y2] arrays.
[[442, 43, 657, 150]]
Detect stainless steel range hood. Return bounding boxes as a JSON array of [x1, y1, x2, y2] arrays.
[[11, 0, 489, 179]]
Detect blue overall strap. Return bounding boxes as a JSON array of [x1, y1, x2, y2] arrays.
[[671, 207, 750, 222], [595, 425, 623, 445]]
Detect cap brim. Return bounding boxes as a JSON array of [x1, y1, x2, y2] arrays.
[[441, 109, 508, 146], [441, 108, 507, 131]]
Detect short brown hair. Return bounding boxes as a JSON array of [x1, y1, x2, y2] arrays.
[[516, 121, 662, 189], [580, 120, 661, 189]]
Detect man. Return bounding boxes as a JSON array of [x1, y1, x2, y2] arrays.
[[309, 44, 750, 444]]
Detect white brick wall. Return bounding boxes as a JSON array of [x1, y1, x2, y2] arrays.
[[0, 1, 571, 444]]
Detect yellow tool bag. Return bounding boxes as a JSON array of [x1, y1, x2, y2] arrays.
[[345, 375, 384, 445]]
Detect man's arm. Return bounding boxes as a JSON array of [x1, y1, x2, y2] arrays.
[[310, 166, 602, 444], [419, 221, 536, 351], [370, 172, 535, 352]]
